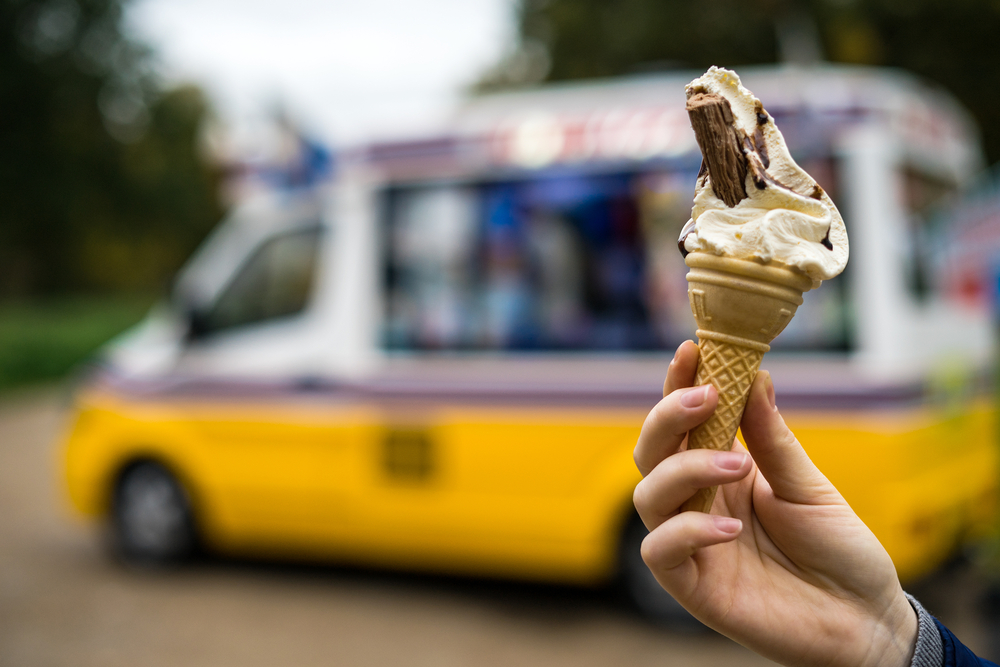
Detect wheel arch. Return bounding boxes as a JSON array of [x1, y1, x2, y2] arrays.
[[104, 449, 205, 529]]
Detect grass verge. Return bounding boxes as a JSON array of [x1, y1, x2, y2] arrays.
[[0, 295, 157, 391]]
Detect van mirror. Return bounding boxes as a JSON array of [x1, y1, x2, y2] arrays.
[[184, 305, 212, 342]]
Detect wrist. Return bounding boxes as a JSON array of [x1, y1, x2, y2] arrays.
[[861, 588, 918, 667]]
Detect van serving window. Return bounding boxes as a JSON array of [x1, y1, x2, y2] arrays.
[[200, 226, 322, 335], [381, 168, 853, 353]]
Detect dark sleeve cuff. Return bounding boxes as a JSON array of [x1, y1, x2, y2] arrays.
[[906, 593, 944, 667]]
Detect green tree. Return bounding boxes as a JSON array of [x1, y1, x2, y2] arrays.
[[492, 0, 1000, 163], [0, 0, 221, 296]]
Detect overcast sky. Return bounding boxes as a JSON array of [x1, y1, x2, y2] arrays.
[[126, 0, 516, 148]]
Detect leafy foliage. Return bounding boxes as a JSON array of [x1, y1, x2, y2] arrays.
[[0, 0, 222, 296]]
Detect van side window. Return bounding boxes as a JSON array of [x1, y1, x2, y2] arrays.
[[382, 173, 853, 353], [202, 227, 322, 334]]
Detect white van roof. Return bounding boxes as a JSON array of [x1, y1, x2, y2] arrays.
[[355, 65, 982, 184]]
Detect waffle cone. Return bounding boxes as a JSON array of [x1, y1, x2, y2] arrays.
[[680, 253, 816, 513]]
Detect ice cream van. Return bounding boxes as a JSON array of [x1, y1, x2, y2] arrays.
[[61, 65, 998, 621]]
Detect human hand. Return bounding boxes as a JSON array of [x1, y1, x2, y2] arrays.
[[633, 341, 917, 667]]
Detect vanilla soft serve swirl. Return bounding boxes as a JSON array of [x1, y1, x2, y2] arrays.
[[680, 67, 849, 282]]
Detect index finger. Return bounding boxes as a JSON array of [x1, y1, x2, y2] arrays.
[[634, 386, 718, 476], [634, 341, 709, 477], [663, 340, 700, 397]]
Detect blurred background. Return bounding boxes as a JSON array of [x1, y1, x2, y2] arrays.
[[5, 0, 1000, 664]]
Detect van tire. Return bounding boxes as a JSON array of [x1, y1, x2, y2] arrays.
[[619, 512, 702, 628], [112, 461, 197, 565]]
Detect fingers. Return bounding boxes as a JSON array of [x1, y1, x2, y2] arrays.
[[739, 371, 842, 505], [642, 511, 742, 573], [634, 383, 718, 477], [663, 340, 700, 397], [634, 448, 752, 530]]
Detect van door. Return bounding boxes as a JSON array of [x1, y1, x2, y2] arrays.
[[171, 224, 354, 551]]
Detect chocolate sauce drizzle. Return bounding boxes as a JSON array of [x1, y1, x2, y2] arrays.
[[678, 218, 696, 257]]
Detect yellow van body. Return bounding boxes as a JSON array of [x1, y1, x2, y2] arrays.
[[63, 361, 998, 585]]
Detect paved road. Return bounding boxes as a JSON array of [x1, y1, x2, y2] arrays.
[[0, 387, 996, 666]]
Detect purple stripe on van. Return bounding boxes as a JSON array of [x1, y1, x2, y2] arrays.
[[88, 365, 934, 412]]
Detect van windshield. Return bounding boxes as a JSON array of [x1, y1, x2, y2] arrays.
[[381, 167, 852, 353]]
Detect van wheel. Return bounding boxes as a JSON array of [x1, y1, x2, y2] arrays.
[[619, 512, 702, 628], [112, 461, 196, 565]]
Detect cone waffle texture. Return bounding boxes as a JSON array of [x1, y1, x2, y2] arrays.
[[680, 253, 815, 513]]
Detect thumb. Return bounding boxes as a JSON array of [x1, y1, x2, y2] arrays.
[[740, 371, 842, 505]]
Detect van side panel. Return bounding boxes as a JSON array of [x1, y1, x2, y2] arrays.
[[63, 389, 997, 586], [341, 407, 644, 583]]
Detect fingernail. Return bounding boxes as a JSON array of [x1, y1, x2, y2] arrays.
[[764, 372, 776, 410], [680, 385, 709, 408], [713, 516, 742, 534], [671, 343, 683, 361], [714, 451, 747, 470]]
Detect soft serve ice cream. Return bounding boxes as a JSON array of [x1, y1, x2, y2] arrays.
[[679, 67, 848, 282]]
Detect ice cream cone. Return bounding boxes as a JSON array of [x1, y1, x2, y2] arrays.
[[680, 252, 816, 513]]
